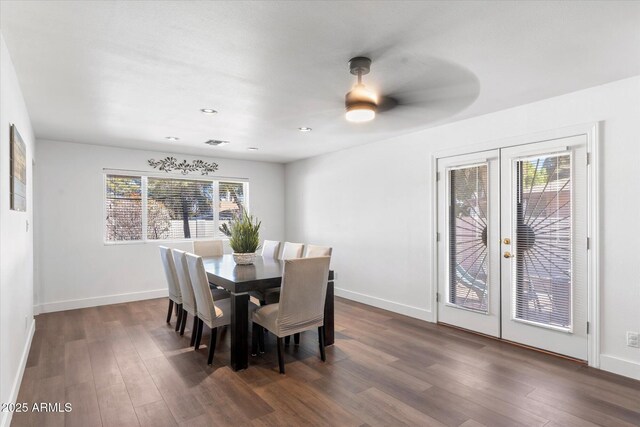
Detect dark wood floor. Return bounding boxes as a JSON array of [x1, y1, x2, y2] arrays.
[[11, 297, 640, 426]]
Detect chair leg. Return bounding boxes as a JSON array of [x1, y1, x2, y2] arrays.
[[294, 333, 300, 345], [166, 300, 174, 323], [318, 326, 326, 362], [208, 327, 217, 365], [251, 323, 259, 356], [175, 304, 182, 332], [284, 335, 290, 346], [195, 319, 204, 350], [190, 316, 198, 347], [258, 325, 265, 353], [276, 337, 285, 374], [179, 310, 188, 336]]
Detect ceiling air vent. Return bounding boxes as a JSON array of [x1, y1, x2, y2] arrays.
[[204, 139, 230, 146]]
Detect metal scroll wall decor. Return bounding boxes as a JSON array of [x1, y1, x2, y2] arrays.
[[148, 157, 219, 175]]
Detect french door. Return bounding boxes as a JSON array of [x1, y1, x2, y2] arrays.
[[437, 135, 588, 360], [437, 150, 501, 337]]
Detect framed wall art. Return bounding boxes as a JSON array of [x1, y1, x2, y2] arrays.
[[10, 124, 27, 211]]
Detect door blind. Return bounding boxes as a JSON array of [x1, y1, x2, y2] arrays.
[[448, 164, 490, 312], [514, 153, 573, 329]]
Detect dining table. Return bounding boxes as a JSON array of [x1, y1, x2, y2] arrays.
[[203, 254, 335, 371]]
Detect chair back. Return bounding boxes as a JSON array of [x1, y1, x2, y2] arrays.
[[277, 257, 330, 335], [172, 249, 197, 315], [193, 240, 224, 257], [261, 240, 281, 259], [185, 253, 218, 326], [159, 246, 182, 303], [304, 244, 332, 258], [280, 242, 304, 260]]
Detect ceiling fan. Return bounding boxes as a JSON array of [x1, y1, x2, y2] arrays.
[[342, 55, 480, 124]]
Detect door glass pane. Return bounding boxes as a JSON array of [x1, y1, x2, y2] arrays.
[[515, 154, 572, 329], [448, 165, 489, 312]]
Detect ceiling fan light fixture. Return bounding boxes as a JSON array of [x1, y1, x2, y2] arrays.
[[345, 84, 377, 123], [345, 57, 377, 123], [346, 106, 376, 123]]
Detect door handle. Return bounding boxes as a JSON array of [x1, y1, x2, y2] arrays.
[[504, 251, 513, 259], [503, 238, 511, 245]]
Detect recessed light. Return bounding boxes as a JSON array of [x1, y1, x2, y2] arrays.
[[204, 139, 230, 146], [165, 136, 180, 141], [200, 108, 218, 114], [298, 127, 312, 132], [247, 147, 259, 151]]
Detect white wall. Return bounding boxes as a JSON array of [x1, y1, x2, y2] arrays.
[[0, 34, 35, 427], [35, 140, 285, 312], [285, 76, 640, 379]]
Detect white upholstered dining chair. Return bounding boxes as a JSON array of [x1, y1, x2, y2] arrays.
[[251, 256, 331, 374], [263, 243, 332, 307], [193, 240, 224, 257], [250, 240, 284, 305], [172, 249, 230, 346], [280, 242, 304, 260], [261, 240, 281, 259], [261, 242, 305, 305], [159, 246, 183, 332], [186, 253, 258, 364], [304, 244, 333, 258]]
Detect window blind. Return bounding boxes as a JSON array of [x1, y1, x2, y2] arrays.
[[105, 175, 143, 241], [218, 181, 246, 238], [514, 153, 573, 330], [104, 174, 248, 242], [448, 164, 490, 312], [147, 178, 214, 240]]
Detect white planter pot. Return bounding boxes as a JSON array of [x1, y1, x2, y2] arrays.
[[233, 252, 256, 265]]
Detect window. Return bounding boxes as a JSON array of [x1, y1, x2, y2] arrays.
[[105, 175, 142, 241], [104, 173, 248, 242], [147, 178, 214, 240]]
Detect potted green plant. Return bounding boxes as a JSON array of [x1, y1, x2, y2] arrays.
[[227, 212, 261, 265]]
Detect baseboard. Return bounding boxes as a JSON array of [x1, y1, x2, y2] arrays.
[[1, 319, 35, 427], [34, 288, 168, 314], [335, 287, 434, 322], [599, 354, 640, 381]]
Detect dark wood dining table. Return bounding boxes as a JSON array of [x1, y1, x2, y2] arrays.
[[203, 254, 335, 371]]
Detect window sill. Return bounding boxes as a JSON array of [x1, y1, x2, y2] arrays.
[[104, 238, 230, 246]]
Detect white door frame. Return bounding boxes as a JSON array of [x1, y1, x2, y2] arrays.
[[430, 122, 600, 368]]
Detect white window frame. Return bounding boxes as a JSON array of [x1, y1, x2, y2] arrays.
[[103, 171, 249, 245]]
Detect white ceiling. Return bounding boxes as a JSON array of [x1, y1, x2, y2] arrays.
[[1, 1, 639, 163]]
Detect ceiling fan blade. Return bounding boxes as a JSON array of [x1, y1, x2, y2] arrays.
[[372, 56, 480, 120], [377, 96, 399, 113], [376, 93, 479, 125]]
